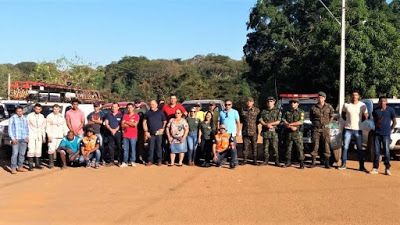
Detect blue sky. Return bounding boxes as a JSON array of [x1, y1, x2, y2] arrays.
[[0, 0, 256, 65]]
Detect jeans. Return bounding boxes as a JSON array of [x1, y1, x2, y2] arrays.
[[79, 149, 101, 163], [123, 137, 137, 163], [148, 135, 163, 163], [373, 134, 391, 169], [342, 129, 364, 165], [108, 131, 122, 162], [216, 148, 238, 167], [231, 135, 238, 165], [187, 131, 198, 162], [11, 139, 28, 170]]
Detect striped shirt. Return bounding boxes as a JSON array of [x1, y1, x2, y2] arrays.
[[9, 114, 29, 141]]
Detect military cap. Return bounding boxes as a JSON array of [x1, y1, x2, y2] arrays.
[[267, 96, 276, 101], [289, 98, 299, 103], [318, 92, 327, 97]]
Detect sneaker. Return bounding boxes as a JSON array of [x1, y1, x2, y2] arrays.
[[86, 161, 91, 168], [91, 161, 95, 168], [229, 165, 236, 170], [131, 162, 136, 167], [11, 169, 17, 174], [120, 162, 128, 168], [95, 163, 100, 169], [385, 169, 392, 176], [100, 160, 106, 166], [338, 164, 347, 170], [369, 168, 378, 175], [216, 164, 222, 168], [128, 162, 132, 166]]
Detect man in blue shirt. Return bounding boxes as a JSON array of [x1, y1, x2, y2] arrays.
[[370, 96, 397, 176], [8, 106, 29, 174], [218, 99, 241, 165], [57, 131, 81, 169]]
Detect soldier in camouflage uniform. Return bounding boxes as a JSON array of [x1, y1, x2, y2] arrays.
[[259, 97, 282, 166], [282, 98, 305, 169], [240, 97, 260, 165], [310, 92, 334, 169]]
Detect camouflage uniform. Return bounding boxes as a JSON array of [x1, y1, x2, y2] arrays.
[[282, 108, 305, 163], [259, 107, 281, 163], [310, 103, 334, 159], [241, 107, 260, 163]]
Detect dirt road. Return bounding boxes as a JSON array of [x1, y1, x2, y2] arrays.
[[0, 159, 399, 225]]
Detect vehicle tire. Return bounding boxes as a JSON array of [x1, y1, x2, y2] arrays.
[[366, 131, 375, 162]]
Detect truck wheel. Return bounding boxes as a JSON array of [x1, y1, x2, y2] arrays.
[[367, 131, 375, 162]]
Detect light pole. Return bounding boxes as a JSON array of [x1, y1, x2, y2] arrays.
[[339, 0, 346, 112]]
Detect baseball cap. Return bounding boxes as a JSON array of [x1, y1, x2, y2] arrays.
[[209, 101, 215, 106], [195, 102, 202, 107], [318, 92, 327, 97], [219, 124, 227, 130]]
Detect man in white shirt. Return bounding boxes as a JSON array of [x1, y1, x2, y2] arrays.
[[27, 103, 46, 171], [46, 104, 69, 169], [339, 91, 368, 171]]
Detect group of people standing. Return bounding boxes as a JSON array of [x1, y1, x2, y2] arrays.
[[8, 91, 395, 175]]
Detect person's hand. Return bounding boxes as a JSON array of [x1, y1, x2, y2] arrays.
[[284, 122, 290, 128], [266, 123, 272, 129], [74, 131, 79, 136], [145, 132, 151, 139], [66, 148, 73, 154], [25, 137, 29, 142], [48, 137, 53, 143], [111, 130, 116, 136], [12, 140, 17, 146], [168, 137, 173, 143], [213, 155, 218, 162], [290, 126, 298, 132], [42, 138, 46, 143], [180, 138, 185, 143], [158, 129, 164, 135], [198, 139, 201, 144]]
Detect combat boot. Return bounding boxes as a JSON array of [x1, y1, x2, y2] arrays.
[[324, 157, 331, 169], [28, 157, 34, 171], [310, 157, 316, 168], [48, 154, 54, 169], [253, 156, 258, 165], [240, 156, 248, 166], [299, 160, 305, 169], [282, 160, 291, 168], [35, 157, 43, 170], [274, 159, 280, 167]]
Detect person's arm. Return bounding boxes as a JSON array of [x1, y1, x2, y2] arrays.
[[180, 124, 189, 143], [180, 105, 188, 117], [76, 112, 85, 132], [212, 143, 218, 162], [121, 118, 129, 128], [58, 146, 73, 154], [166, 121, 172, 142], [105, 118, 114, 133], [9, 117, 17, 145], [86, 113, 95, 125], [391, 109, 397, 131], [46, 115, 53, 142], [329, 105, 334, 123], [66, 112, 73, 131], [41, 116, 46, 142], [143, 119, 151, 138], [341, 104, 346, 121]]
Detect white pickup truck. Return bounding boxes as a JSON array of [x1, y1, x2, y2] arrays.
[[0, 102, 94, 148]]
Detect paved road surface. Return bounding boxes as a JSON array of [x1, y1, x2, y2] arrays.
[[0, 160, 399, 225]]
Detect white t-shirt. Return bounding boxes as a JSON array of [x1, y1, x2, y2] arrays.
[[342, 101, 368, 130]]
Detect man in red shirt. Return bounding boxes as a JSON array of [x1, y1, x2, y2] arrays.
[[161, 94, 187, 164], [121, 103, 140, 167]]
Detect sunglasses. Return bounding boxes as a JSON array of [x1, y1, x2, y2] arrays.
[[226, 104, 232, 106], [190, 111, 196, 113], [175, 112, 182, 114], [290, 102, 298, 104]]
